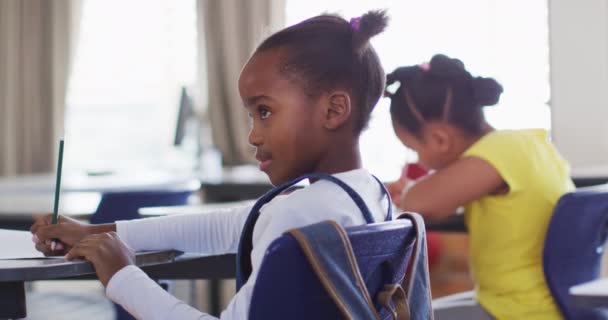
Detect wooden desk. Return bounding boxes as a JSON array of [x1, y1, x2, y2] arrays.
[[0, 251, 236, 319], [570, 278, 608, 310]]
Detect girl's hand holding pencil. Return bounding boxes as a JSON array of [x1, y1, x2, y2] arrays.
[[31, 213, 134, 286], [30, 214, 101, 256]]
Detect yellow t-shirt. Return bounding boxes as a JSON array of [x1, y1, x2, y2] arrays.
[[462, 129, 575, 320]]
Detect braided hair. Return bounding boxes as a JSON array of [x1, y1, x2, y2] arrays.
[[385, 54, 503, 137]]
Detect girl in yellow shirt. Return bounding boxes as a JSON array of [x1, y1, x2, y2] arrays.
[[386, 54, 574, 319]]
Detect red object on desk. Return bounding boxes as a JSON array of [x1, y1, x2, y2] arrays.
[[403, 163, 428, 180], [402, 163, 441, 268]]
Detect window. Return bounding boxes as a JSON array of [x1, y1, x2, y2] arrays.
[[65, 0, 198, 173], [286, 0, 550, 180]]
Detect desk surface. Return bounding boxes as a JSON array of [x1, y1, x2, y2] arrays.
[[0, 166, 272, 194], [0, 171, 200, 193], [570, 278, 608, 309], [0, 251, 236, 282], [0, 250, 181, 282], [0, 250, 236, 318], [571, 165, 608, 179], [0, 192, 100, 219], [0, 192, 101, 230]]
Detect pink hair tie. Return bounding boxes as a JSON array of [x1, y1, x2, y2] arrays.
[[419, 62, 430, 72], [349, 17, 361, 31]]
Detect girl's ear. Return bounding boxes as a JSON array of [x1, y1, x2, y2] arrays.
[[323, 91, 352, 130], [428, 125, 452, 153]]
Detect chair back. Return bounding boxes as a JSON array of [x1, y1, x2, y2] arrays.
[[250, 219, 416, 320], [544, 186, 608, 319]]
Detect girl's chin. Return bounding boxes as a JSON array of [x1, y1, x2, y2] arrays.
[[266, 171, 292, 187]]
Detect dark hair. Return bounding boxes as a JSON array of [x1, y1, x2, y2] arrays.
[[386, 54, 503, 137], [256, 10, 388, 133]]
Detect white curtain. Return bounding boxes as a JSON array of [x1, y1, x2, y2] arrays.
[[0, 0, 81, 176], [197, 0, 285, 165]]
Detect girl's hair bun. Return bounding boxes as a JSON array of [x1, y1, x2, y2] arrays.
[[351, 10, 388, 55], [429, 54, 503, 107], [471, 77, 503, 107], [428, 54, 466, 79]]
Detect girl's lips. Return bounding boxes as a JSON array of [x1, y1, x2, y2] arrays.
[[258, 159, 272, 172]]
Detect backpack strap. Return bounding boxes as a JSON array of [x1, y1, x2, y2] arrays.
[[288, 213, 433, 320], [288, 220, 381, 320], [376, 212, 434, 320], [237, 172, 390, 289]]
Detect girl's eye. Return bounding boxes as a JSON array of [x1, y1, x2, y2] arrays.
[[259, 107, 272, 120]]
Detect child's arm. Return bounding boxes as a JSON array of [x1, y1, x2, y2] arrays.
[[60, 204, 256, 319], [32, 204, 252, 256], [116, 204, 252, 254], [399, 156, 505, 221], [385, 179, 406, 202], [106, 263, 231, 319], [65, 199, 291, 320], [64, 234, 230, 319]]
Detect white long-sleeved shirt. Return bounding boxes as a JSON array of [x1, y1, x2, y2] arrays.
[[105, 169, 390, 319]]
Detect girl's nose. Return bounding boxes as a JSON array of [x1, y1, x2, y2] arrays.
[[248, 127, 262, 147]]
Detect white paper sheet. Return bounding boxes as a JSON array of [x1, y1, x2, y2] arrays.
[[0, 228, 47, 259]]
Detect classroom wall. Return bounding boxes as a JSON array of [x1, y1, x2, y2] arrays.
[[549, 0, 608, 177]]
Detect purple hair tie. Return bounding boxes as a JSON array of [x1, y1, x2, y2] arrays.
[[350, 17, 361, 31]]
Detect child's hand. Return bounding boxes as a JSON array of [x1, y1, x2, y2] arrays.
[[385, 179, 407, 203], [31, 214, 98, 256], [65, 232, 135, 287], [385, 163, 428, 207]]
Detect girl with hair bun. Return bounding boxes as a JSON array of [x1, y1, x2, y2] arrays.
[[386, 54, 574, 319], [32, 10, 394, 320]]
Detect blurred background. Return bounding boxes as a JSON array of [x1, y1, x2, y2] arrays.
[[5, 0, 602, 182]]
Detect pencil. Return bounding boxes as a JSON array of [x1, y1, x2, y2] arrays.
[[51, 139, 64, 251]]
